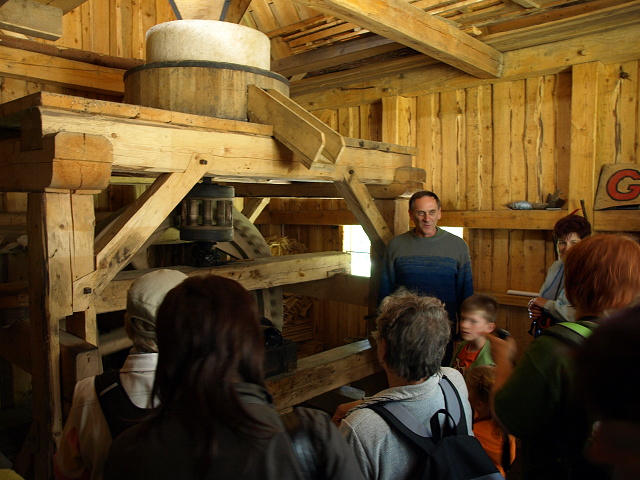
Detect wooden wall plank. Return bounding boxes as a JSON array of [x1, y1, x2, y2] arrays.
[[492, 82, 512, 208], [440, 90, 460, 210], [570, 62, 602, 220]]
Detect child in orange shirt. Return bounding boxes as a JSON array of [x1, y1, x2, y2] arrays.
[[450, 294, 498, 374], [466, 365, 516, 477]]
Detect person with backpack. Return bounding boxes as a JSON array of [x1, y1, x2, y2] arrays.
[[490, 234, 640, 480], [335, 289, 502, 480], [104, 275, 364, 480], [55, 269, 188, 480]]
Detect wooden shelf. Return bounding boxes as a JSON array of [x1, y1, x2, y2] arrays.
[[443, 209, 640, 232], [441, 210, 568, 230]]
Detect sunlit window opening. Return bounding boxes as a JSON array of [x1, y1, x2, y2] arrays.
[[343, 225, 372, 277], [343, 225, 465, 278]]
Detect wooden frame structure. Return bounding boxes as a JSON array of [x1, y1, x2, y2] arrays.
[[0, 89, 421, 477]]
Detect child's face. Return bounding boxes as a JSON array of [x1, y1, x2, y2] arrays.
[[459, 310, 495, 342]]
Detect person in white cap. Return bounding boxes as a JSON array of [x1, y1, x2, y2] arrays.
[[55, 269, 188, 480]]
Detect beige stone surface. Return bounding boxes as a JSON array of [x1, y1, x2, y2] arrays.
[[146, 20, 270, 69]]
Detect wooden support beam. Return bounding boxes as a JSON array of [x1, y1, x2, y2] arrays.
[[59, 331, 101, 415], [24, 191, 74, 478], [231, 181, 412, 199], [65, 194, 98, 344], [31, 104, 409, 185], [294, 0, 503, 78], [0, 252, 352, 315], [0, 132, 113, 192], [0, 0, 62, 41], [334, 168, 394, 257], [73, 155, 210, 311], [247, 85, 328, 169], [256, 209, 357, 225], [242, 197, 270, 223], [284, 273, 369, 306], [222, 0, 253, 23], [266, 339, 381, 411], [93, 252, 351, 314], [0, 44, 125, 95], [271, 35, 400, 78], [376, 197, 410, 236]]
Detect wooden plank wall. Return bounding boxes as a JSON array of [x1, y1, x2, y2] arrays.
[[275, 60, 640, 351]]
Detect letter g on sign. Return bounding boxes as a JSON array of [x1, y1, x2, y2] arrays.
[[606, 168, 640, 201]]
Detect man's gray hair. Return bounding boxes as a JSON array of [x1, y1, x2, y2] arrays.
[[376, 289, 451, 381]]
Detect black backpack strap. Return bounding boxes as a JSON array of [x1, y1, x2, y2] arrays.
[[94, 370, 150, 439], [368, 403, 436, 455], [434, 375, 469, 437], [281, 408, 321, 480]]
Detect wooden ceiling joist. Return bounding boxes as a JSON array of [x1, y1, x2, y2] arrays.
[[293, 0, 504, 78]]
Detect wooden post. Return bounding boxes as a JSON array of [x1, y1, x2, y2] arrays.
[[22, 192, 75, 479], [66, 194, 98, 345]]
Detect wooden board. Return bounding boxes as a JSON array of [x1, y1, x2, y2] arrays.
[[594, 163, 640, 210]]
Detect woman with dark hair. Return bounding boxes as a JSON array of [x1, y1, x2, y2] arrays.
[[491, 234, 640, 480], [104, 275, 363, 480], [527, 213, 591, 333]]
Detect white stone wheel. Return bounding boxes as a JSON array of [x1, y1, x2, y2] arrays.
[[216, 208, 284, 331]]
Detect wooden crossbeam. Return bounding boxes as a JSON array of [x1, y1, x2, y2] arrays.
[[334, 168, 394, 257], [73, 155, 210, 311], [294, 0, 503, 78], [266, 339, 381, 411]]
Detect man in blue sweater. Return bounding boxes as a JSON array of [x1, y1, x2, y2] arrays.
[[378, 191, 473, 363]]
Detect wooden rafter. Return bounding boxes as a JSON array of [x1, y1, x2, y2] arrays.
[[293, 0, 503, 78]]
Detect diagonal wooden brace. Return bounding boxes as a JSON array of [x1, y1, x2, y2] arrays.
[[72, 154, 211, 311], [334, 167, 394, 258]]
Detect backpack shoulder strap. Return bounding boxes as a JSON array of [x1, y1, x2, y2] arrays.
[[281, 408, 321, 480], [540, 321, 593, 348], [367, 403, 436, 455], [94, 369, 150, 439]]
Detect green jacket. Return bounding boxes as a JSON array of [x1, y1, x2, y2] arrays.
[[450, 339, 495, 372]]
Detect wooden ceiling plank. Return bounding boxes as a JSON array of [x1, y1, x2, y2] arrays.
[[295, 0, 503, 78], [290, 21, 640, 110], [482, 0, 628, 34], [272, 34, 401, 77], [0, 0, 62, 41]]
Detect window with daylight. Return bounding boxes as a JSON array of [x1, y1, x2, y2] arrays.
[[342, 225, 465, 278]]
